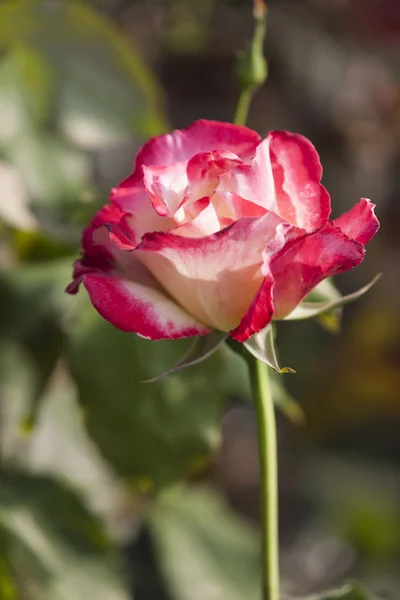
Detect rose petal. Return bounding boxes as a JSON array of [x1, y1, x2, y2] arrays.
[[104, 222, 136, 251], [333, 198, 379, 245], [268, 131, 331, 230], [271, 222, 365, 319], [172, 198, 221, 238], [218, 135, 278, 214], [219, 132, 331, 231], [110, 177, 174, 237], [110, 176, 148, 211], [110, 122, 260, 228], [218, 163, 268, 210], [174, 196, 210, 225], [82, 203, 128, 255], [212, 191, 267, 222], [171, 153, 246, 229], [66, 254, 113, 295], [83, 270, 210, 340], [143, 161, 189, 217], [185, 150, 243, 202], [187, 150, 242, 181], [229, 277, 275, 342], [230, 222, 297, 342], [67, 203, 138, 295], [136, 211, 285, 332]]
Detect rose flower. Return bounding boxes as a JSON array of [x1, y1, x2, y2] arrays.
[[67, 120, 379, 342]]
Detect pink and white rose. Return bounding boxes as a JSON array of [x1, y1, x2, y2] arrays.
[[67, 120, 379, 342]]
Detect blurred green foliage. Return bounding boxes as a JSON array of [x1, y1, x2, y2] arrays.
[[149, 487, 261, 600], [67, 306, 247, 487], [305, 583, 374, 600], [0, 473, 131, 600], [0, 0, 398, 599]]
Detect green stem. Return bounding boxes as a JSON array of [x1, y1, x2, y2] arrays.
[[248, 356, 280, 600], [234, 88, 253, 126]]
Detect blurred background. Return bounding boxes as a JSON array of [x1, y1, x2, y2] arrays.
[[0, 0, 399, 598]]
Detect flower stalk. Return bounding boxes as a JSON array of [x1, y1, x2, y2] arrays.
[[247, 356, 280, 600]]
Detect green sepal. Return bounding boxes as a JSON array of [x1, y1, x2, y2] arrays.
[[242, 325, 296, 374], [143, 331, 228, 382], [284, 275, 381, 322]]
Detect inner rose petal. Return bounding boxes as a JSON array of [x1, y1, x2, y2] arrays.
[[143, 161, 189, 217], [172, 199, 221, 238]]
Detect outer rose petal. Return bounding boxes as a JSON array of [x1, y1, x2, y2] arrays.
[[67, 204, 139, 294], [110, 178, 174, 236], [82, 203, 127, 255], [83, 271, 210, 340], [110, 177, 148, 211], [268, 131, 331, 230], [271, 222, 365, 319], [333, 198, 379, 244], [136, 212, 286, 332], [230, 222, 298, 342], [229, 276, 275, 342], [66, 254, 112, 294], [83, 203, 146, 261]]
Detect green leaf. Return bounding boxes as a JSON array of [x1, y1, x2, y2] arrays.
[[243, 325, 296, 374], [67, 305, 240, 488], [149, 486, 260, 600], [284, 275, 381, 321], [0, 0, 168, 149], [143, 331, 228, 382], [0, 473, 130, 600]]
